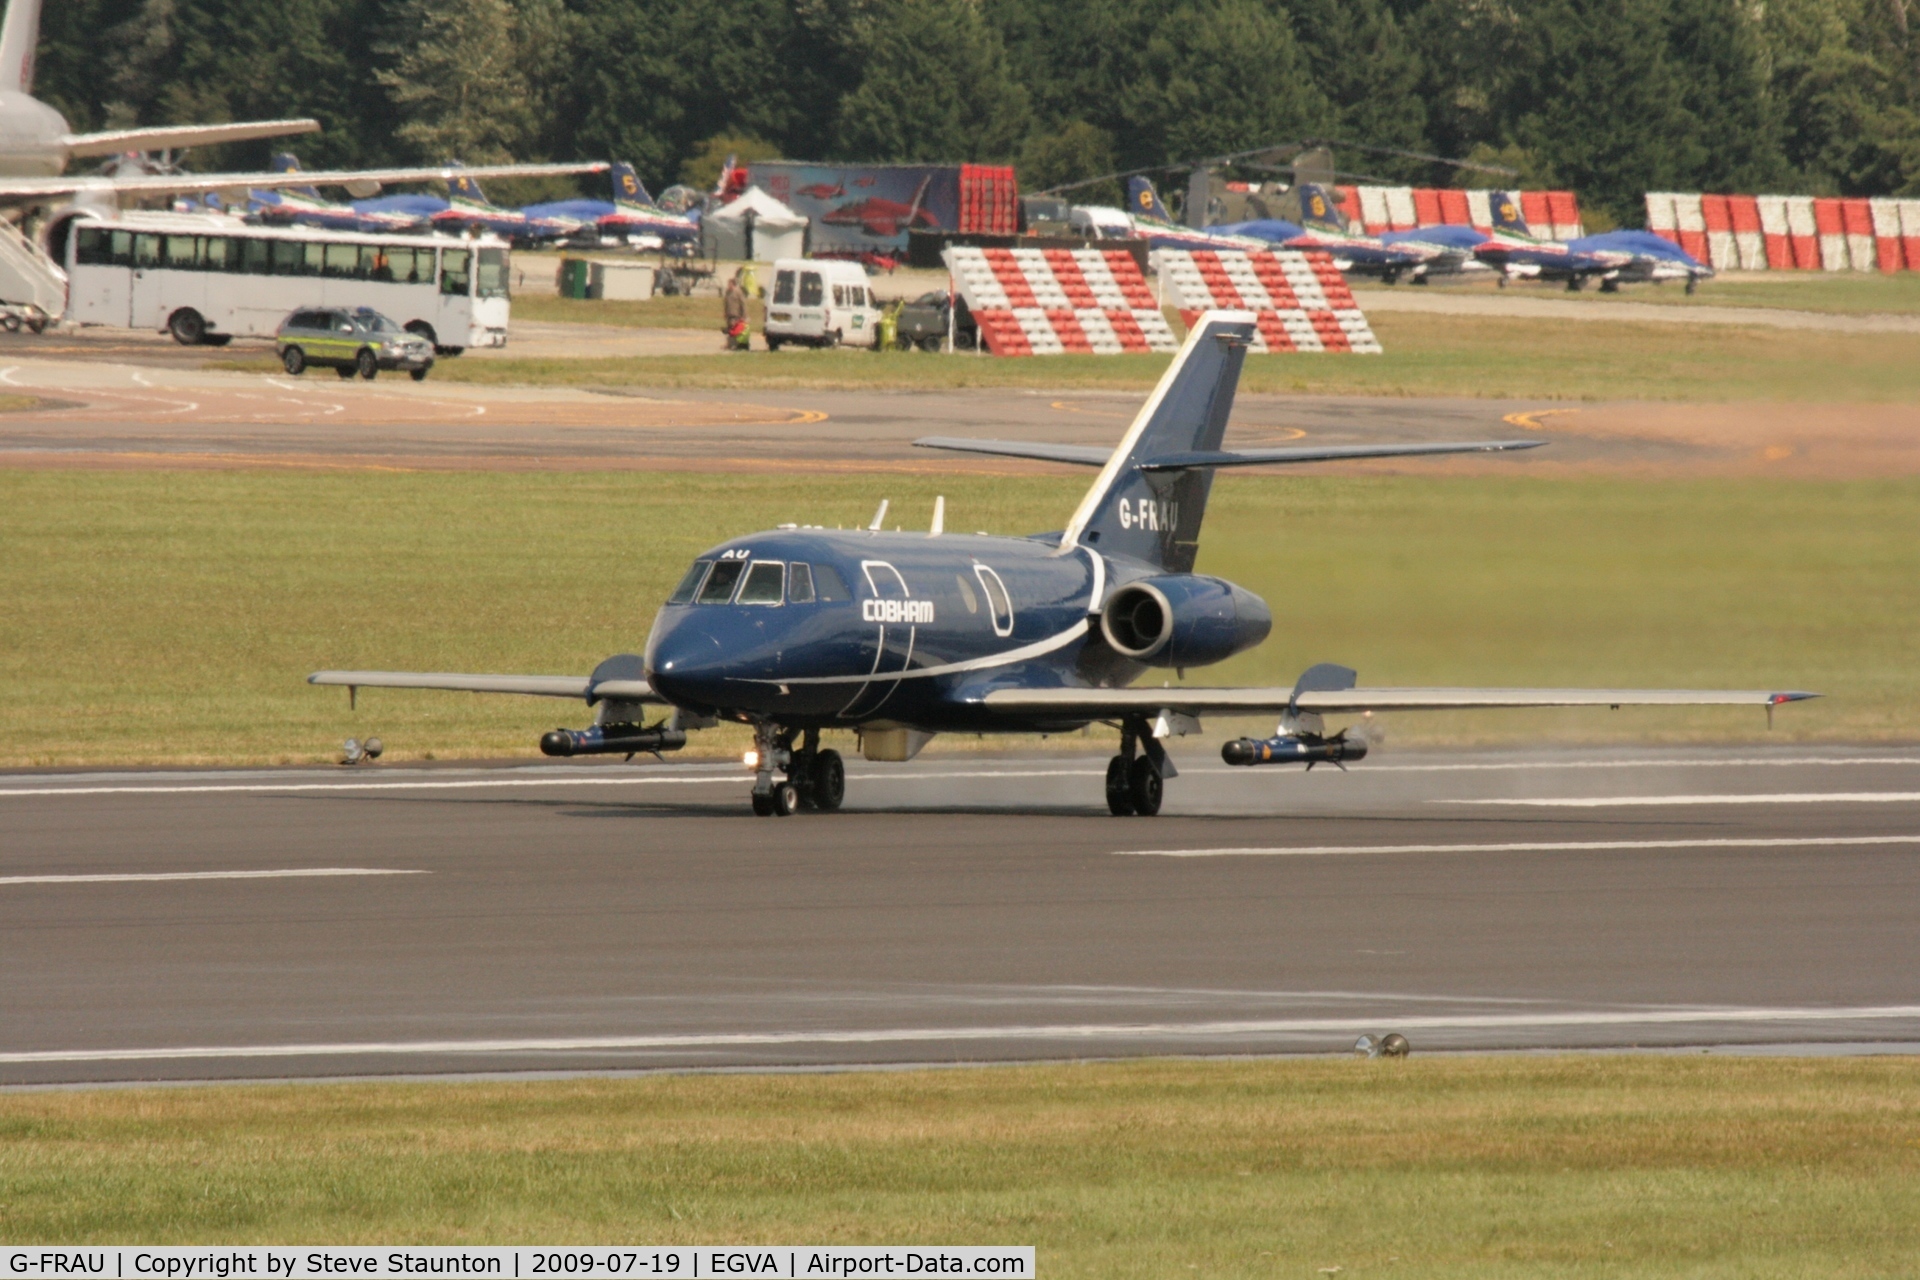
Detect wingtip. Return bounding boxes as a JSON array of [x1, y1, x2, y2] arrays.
[[1769, 691, 1821, 704]]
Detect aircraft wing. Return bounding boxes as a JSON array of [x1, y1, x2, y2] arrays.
[[60, 119, 322, 159], [0, 160, 609, 202], [914, 437, 1543, 469], [982, 687, 1818, 716], [308, 670, 662, 702]]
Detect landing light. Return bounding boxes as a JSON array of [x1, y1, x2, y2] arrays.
[[743, 749, 760, 769]]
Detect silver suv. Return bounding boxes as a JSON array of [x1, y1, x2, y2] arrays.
[[276, 307, 435, 381]]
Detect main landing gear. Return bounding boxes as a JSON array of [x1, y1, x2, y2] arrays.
[[1106, 720, 1171, 817], [748, 723, 845, 817]]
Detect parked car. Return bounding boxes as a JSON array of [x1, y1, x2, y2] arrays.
[[893, 290, 976, 352], [764, 258, 879, 349], [276, 306, 436, 380]]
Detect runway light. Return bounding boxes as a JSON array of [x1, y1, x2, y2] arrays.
[[743, 749, 760, 769], [1351, 1034, 1378, 1058]]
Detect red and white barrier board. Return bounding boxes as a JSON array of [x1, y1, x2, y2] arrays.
[[1350, 186, 1583, 239], [1151, 249, 1382, 355], [943, 245, 1179, 356], [1650, 190, 1916, 272]]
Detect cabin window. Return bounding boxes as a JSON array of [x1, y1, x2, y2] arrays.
[[667, 560, 711, 605], [440, 248, 471, 296], [974, 565, 1013, 636], [863, 562, 908, 599], [324, 243, 361, 278], [736, 561, 785, 605], [202, 236, 231, 270], [303, 242, 326, 275], [163, 235, 199, 268], [73, 227, 107, 266], [832, 284, 845, 306], [809, 562, 851, 601], [476, 247, 509, 299], [696, 558, 746, 604], [384, 247, 424, 283], [133, 234, 161, 268], [955, 573, 978, 613], [772, 270, 795, 304], [108, 230, 135, 266], [240, 237, 271, 274], [849, 286, 867, 307], [788, 563, 815, 603], [799, 272, 823, 306]]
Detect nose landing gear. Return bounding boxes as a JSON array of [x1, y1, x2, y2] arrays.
[[749, 723, 844, 815]]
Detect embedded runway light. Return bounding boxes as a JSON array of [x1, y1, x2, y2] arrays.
[[339, 736, 383, 766], [363, 737, 383, 760], [1352, 1034, 1378, 1058], [1380, 1033, 1410, 1058]]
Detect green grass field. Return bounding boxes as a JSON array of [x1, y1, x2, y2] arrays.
[[0, 469, 1908, 766], [1546, 270, 1920, 314], [422, 312, 1920, 402], [3, 1057, 1918, 1275]]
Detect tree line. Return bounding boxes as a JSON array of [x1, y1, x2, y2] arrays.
[[37, 0, 1920, 228]]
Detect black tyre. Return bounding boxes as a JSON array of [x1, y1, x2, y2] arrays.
[[436, 346, 464, 358], [281, 346, 306, 375], [751, 790, 775, 816], [356, 348, 378, 380], [773, 782, 800, 816], [404, 321, 437, 348], [26, 316, 47, 335], [2, 314, 19, 332], [1105, 755, 1135, 816], [811, 749, 845, 812], [202, 333, 231, 346], [168, 309, 206, 346], [824, 330, 841, 349], [1128, 756, 1163, 817], [766, 336, 783, 351], [410, 366, 429, 382], [918, 335, 942, 352], [335, 365, 356, 379]]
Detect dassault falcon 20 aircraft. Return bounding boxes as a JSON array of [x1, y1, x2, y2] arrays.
[[310, 313, 1815, 817]]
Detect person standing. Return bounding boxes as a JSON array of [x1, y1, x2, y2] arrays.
[[723, 270, 749, 351]]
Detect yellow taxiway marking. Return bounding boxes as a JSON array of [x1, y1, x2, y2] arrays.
[[1503, 408, 1580, 431]]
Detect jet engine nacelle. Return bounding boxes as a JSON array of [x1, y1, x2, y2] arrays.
[[1099, 574, 1272, 668]]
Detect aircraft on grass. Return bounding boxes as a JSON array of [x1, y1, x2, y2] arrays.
[[1123, 178, 1279, 252], [310, 312, 1816, 818], [1280, 183, 1468, 283], [432, 168, 590, 243], [1471, 192, 1713, 292]]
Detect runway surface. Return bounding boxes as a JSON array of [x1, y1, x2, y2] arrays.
[[6, 745, 1920, 1086]]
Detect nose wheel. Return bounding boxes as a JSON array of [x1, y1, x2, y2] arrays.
[[750, 725, 843, 815]]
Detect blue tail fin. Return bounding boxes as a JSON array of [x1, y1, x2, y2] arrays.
[[611, 161, 652, 208], [269, 152, 322, 201], [1297, 183, 1346, 233], [1059, 312, 1257, 571], [1128, 176, 1174, 223], [1488, 190, 1530, 236], [446, 165, 490, 206]]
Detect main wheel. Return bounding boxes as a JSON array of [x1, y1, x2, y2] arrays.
[[281, 346, 306, 375], [168, 308, 206, 346], [335, 365, 356, 379], [356, 348, 378, 380], [1128, 756, 1163, 817], [811, 749, 845, 812], [410, 366, 429, 382], [772, 782, 800, 816], [1105, 755, 1136, 816], [751, 790, 775, 816]]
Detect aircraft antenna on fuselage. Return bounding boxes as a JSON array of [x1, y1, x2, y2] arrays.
[[0, 0, 41, 94], [930, 496, 945, 536], [868, 498, 889, 531]]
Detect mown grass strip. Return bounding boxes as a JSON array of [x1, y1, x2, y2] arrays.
[[0, 471, 1909, 767], [1, 1056, 1918, 1276]]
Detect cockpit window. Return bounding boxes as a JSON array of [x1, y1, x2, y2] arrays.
[[737, 561, 784, 605], [788, 563, 815, 603], [668, 560, 711, 605], [810, 563, 851, 601], [696, 558, 747, 603]]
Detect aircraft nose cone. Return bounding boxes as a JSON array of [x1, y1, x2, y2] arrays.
[[645, 615, 731, 709]]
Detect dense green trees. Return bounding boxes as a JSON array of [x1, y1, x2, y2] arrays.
[[32, 0, 1920, 226]]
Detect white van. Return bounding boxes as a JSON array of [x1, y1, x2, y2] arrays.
[[764, 258, 878, 349]]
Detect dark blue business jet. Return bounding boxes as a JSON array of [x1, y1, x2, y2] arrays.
[[310, 313, 1814, 816]]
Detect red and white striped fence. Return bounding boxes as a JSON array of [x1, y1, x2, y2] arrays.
[[942, 245, 1180, 355], [1327, 185, 1583, 240], [1648, 192, 1918, 272], [1151, 249, 1382, 354]]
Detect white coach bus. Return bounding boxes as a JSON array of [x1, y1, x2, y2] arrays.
[[59, 212, 511, 353]]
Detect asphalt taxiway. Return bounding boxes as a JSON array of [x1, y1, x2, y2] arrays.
[[6, 746, 1919, 1086]]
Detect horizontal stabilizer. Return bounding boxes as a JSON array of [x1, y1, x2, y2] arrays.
[[914, 436, 1544, 471], [308, 670, 661, 702], [62, 119, 321, 159], [982, 687, 1818, 717]]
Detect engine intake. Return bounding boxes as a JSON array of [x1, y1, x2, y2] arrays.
[[1099, 575, 1271, 668]]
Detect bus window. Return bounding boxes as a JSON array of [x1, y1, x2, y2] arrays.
[[202, 237, 231, 271], [73, 227, 108, 265], [303, 242, 326, 276], [270, 240, 304, 275], [323, 243, 359, 278], [476, 247, 508, 299], [240, 237, 270, 274], [800, 272, 823, 306], [440, 248, 470, 295], [385, 247, 423, 283], [772, 270, 795, 304], [133, 234, 161, 268], [364, 247, 390, 281], [109, 230, 134, 266], [164, 235, 198, 268]]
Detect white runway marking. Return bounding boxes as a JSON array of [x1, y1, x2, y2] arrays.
[[9, 1004, 1920, 1065], [1117, 835, 1920, 858], [0, 867, 427, 885], [0, 768, 1105, 798], [1447, 792, 1920, 808]]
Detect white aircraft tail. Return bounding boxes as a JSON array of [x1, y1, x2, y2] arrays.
[[0, 0, 39, 94], [0, 217, 66, 318]]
